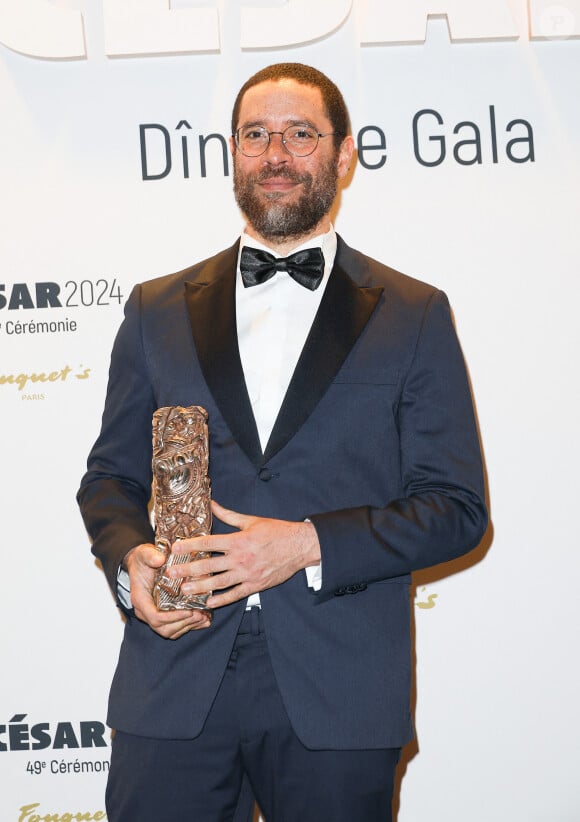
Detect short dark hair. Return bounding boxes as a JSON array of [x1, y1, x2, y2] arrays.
[[231, 63, 350, 151]]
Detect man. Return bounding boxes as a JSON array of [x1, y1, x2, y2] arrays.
[[78, 63, 488, 821]]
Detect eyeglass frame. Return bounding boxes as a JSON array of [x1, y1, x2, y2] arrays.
[[233, 124, 343, 158]]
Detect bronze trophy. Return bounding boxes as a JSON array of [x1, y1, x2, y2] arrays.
[[151, 405, 212, 617]]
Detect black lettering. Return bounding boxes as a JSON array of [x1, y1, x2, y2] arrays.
[[413, 109, 445, 167], [357, 126, 387, 170], [52, 722, 79, 749], [490, 105, 499, 163], [506, 118, 535, 163], [35, 282, 62, 308], [31, 722, 51, 750], [9, 722, 29, 751], [8, 284, 34, 310], [181, 136, 189, 178], [198, 133, 229, 178], [80, 721, 108, 748], [140, 124, 172, 181], [453, 121, 482, 165]]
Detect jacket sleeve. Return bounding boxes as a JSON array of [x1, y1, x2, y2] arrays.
[[309, 289, 488, 601], [77, 284, 156, 609]]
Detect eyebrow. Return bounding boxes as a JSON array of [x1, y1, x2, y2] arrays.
[[238, 118, 319, 130]]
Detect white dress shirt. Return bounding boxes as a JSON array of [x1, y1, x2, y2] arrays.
[[238, 227, 337, 606]]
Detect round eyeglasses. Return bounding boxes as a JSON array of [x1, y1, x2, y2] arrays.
[[234, 125, 341, 158]]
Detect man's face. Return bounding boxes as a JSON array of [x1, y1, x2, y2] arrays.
[[231, 79, 353, 245]]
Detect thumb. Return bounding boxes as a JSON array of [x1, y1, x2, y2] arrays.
[[133, 542, 166, 569], [211, 500, 253, 531]]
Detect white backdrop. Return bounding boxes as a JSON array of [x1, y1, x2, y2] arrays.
[[1, 2, 579, 820]]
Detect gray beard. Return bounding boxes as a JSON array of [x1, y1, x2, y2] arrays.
[[233, 159, 338, 242]]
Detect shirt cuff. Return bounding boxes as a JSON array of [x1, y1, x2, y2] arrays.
[[117, 566, 132, 609], [303, 517, 321, 590], [305, 563, 322, 591]]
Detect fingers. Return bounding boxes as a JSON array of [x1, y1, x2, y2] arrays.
[[141, 606, 211, 640], [132, 585, 211, 639], [169, 500, 253, 561], [206, 587, 247, 610], [127, 542, 211, 639]]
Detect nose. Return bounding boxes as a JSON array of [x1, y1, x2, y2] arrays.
[[262, 132, 290, 164]]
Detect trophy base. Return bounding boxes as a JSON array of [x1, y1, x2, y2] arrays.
[[156, 593, 212, 616], [153, 548, 212, 619]]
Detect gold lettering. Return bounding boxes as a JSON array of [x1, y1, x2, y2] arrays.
[[19, 806, 106, 822], [19, 804, 40, 822], [415, 586, 439, 609], [0, 366, 86, 391]]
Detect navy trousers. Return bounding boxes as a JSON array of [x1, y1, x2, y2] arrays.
[[106, 608, 400, 822]]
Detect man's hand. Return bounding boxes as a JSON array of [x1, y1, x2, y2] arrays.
[[168, 501, 321, 609], [124, 543, 211, 639]]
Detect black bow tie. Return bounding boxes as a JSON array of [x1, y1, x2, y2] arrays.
[[240, 246, 325, 291]]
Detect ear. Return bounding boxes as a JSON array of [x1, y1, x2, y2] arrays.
[[336, 135, 355, 180], [229, 135, 236, 158]]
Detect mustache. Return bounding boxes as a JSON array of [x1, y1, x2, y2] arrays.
[[254, 167, 312, 185]]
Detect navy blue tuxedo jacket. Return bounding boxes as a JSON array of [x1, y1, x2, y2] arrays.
[[78, 237, 487, 750]]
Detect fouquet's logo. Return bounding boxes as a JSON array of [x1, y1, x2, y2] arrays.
[[0, 715, 108, 752], [18, 803, 106, 822], [0, 366, 91, 392]]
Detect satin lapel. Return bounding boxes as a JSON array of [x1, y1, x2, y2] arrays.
[[263, 255, 383, 463], [184, 243, 263, 469]]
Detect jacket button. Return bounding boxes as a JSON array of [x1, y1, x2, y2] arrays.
[[258, 468, 274, 481], [351, 583, 367, 593]]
